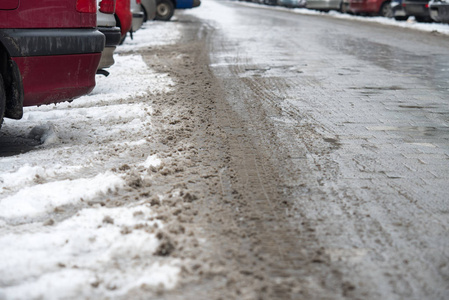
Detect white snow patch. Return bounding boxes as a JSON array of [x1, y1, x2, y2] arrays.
[[139, 154, 162, 169], [0, 205, 179, 299], [0, 172, 124, 219], [0, 20, 183, 298]]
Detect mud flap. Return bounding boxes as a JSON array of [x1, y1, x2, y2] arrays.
[[4, 60, 24, 120]]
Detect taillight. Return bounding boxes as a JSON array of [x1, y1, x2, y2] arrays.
[[425, 3, 429, 7], [76, 0, 97, 13], [99, 0, 116, 13]]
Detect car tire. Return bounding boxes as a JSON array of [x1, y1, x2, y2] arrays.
[[415, 16, 432, 22], [394, 16, 408, 21], [142, 5, 148, 22], [0, 73, 6, 130], [155, 0, 174, 21], [379, 1, 392, 17]]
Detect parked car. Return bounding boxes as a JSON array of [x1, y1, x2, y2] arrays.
[[141, 0, 157, 21], [131, 0, 145, 33], [155, 0, 201, 21], [306, 0, 343, 12], [429, 0, 449, 22], [278, 0, 307, 7], [0, 0, 104, 129], [97, 0, 122, 72], [348, 0, 393, 17], [391, 0, 432, 21], [115, 0, 133, 43]]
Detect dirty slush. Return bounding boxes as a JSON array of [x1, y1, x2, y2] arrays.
[[118, 17, 355, 300]]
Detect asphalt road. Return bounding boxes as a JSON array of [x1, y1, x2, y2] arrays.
[[180, 1, 449, 299]]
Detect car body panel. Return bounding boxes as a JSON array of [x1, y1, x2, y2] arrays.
[[430, 0, 449, 22], [349, 0, 387, 14], [176, 0, 201, 9], [13, 53, 101, 107], [278, 0, 307, 7], [0, 0, 19, 10], [116, 0, 132, 38], [0, 0, 96, 29], [97, 0, 121, 69], [306, 0, 342, 10], [0, 0, 104, 120], [391, 0, 431, 20], [131, 0, 144, 32], [141, 0, 157, 21]]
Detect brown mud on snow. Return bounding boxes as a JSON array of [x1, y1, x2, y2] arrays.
[[119, 17, 356, 300]]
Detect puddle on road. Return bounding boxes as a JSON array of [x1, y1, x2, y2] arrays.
[[326, 35, 449, 94]]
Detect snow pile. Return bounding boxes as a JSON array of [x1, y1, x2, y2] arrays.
[[0, 23, 182, 298], [232, 1, 449, 35], [0, 205, 179, 299]]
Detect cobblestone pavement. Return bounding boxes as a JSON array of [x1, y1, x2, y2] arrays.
[[183, 1, 449, 299]]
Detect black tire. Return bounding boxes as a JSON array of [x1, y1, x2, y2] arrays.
[[142, 5, 148, 22], [379, 1, 392, 17], [0, 73, 6, 130], [394, 16, 408, 21], [415, 16, 432, 22], [155, 0, 174, 21]]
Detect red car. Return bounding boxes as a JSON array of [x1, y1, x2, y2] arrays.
[[115, 0, 133, 42], [349, 0, 393, 17], [0, 0, 105, 128]]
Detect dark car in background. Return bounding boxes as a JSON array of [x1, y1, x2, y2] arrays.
[[391, 0, 432, 21], [0, 0, 105, 129], [430, 0, 449, 22]]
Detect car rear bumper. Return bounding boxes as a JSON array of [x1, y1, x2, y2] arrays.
[[98, 26, 121, 48], [12, 53, 101, 107], [400, 1, 431, 17], [0, 28, 104, 57], [430, 3, 449, 22], [98, 46, 116, 70], [349, 0, 379, 13], [132, 12, 145, 32]]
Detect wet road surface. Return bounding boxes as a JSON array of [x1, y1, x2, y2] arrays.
[[180, 1, 449, 299]]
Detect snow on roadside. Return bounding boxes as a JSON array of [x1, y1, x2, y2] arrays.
[[0, 21, 183, 298], [222, 1, 449, 35]]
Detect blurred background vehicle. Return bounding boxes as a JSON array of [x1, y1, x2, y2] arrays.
[[0, 0, 104, 129], [97, 0, 121, 73], [141, 0, 157, 21], [306, 0, 343, 12], [115, 0, 133, 43], [131, 0, 145, 33], [429, 0, 449, 22], [349, 0, 393, 17], [391, 0, 432, 21], [155, 0, 201, 21], [278, 0, 307, 8]]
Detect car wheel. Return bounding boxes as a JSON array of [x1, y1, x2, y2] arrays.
[[394, 16, 408, 21], [0, 73, 6, 130], [379, 1, 393, 17], [415, 16, 432, 22], [155, 0, 174, 21]]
